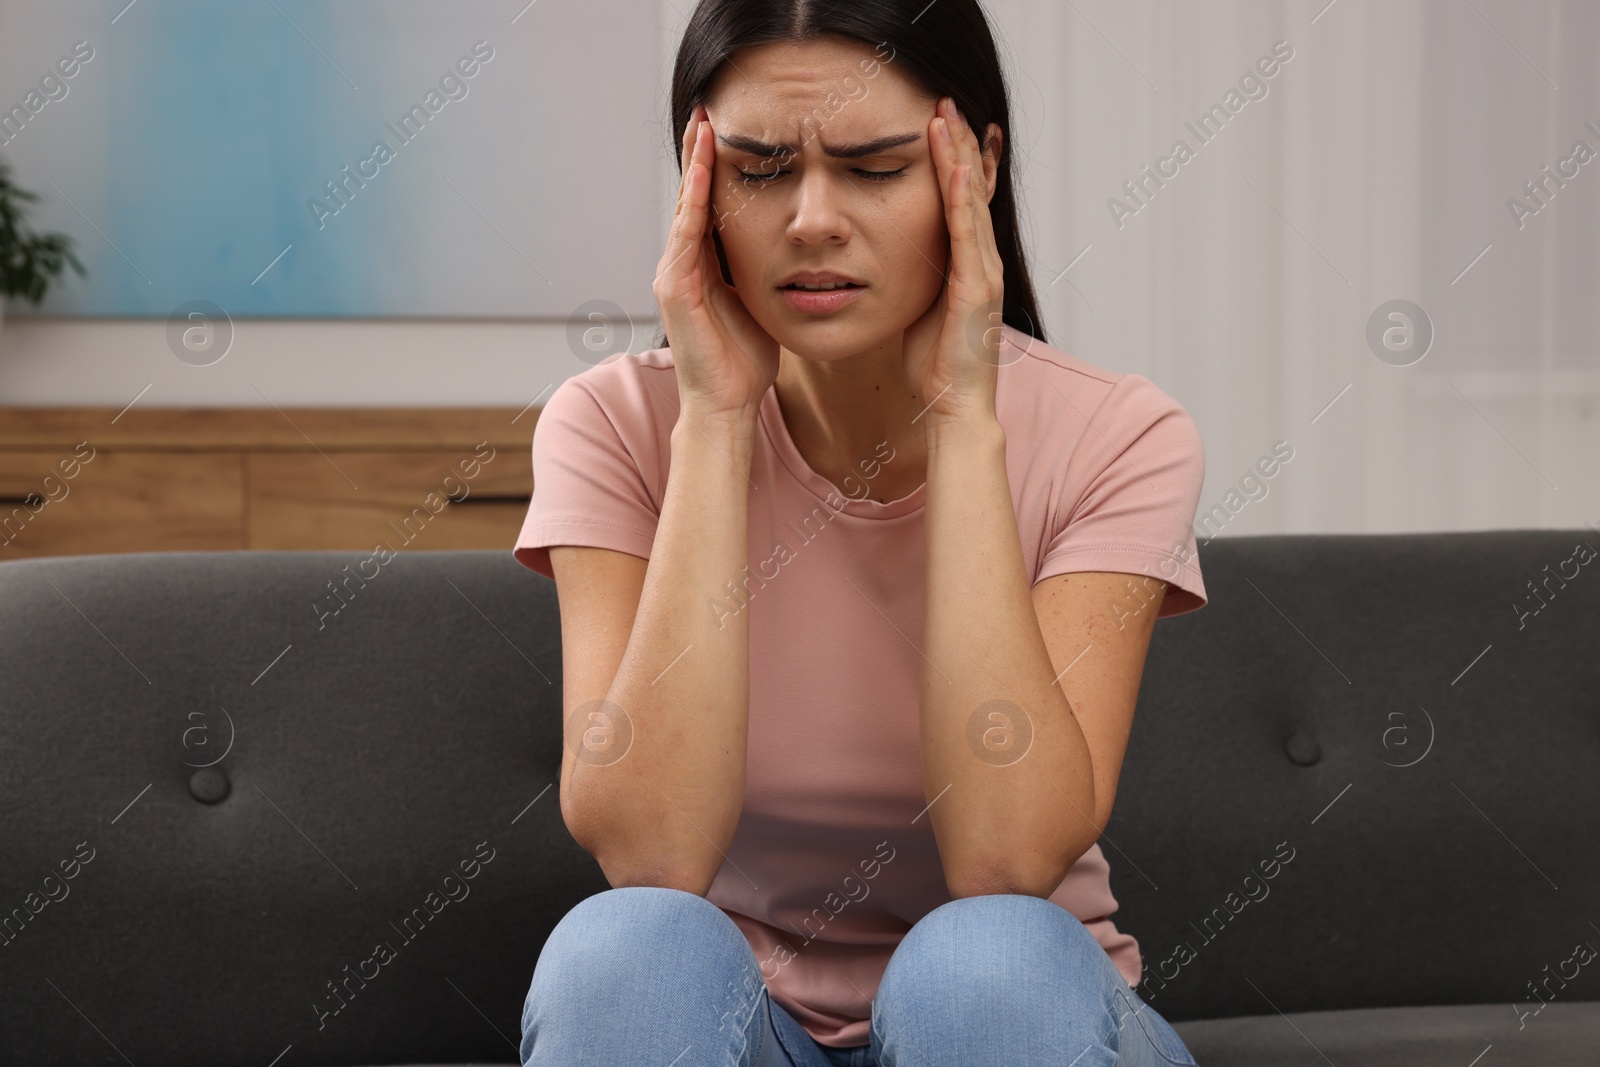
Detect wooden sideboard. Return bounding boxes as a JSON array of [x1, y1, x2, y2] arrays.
[[0, 407, 537, 559]]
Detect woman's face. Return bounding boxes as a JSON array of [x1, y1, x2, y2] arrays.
[[701, 37, 970, 363]]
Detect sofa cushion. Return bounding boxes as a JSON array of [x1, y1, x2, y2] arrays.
[[1173, 1001, 1600, 1065]]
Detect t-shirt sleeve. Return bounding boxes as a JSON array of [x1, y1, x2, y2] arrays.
[[511, 374, 661, 580], [1034, 373, 1208, 618]]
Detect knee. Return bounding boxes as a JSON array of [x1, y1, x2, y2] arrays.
[[889, 892, 1102, 965], [534, 886, 745, 980], [878, 894, 1111, 1016], [524, 888, 755, 1014], [521, 888, 771, 1064], [871, 895, 1126, 1058]]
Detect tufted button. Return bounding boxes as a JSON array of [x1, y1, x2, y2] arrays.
[[1285, 731, 1321, 766], [188, 767, 231, 804]]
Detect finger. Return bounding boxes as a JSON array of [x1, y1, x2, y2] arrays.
[[701, 164, 728, 286], [943, 104, 1003, 289], [687, 151, 712, 247], [675, 105, 702, 220], [661, 144, 709, 283], [934, 103, 966, 246], [938, 121, 979, 285], [932, 103, 957, 208], [954, 163, 983, 287], [695, 113, 723, 255], [926, 111, 956, 275], [959, 119, 1004, 279]]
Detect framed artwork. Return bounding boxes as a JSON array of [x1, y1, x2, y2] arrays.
[[0, 0, 663, 319]]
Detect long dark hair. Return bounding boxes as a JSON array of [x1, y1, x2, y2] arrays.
[[652, 0, 1047, 351]]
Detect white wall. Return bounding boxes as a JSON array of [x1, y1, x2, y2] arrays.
[[0, 315, 657, 409]]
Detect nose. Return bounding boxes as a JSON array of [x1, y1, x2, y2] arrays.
[[784, 166, 853, 246]]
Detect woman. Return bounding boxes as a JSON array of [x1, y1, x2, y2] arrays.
[[512, 1, 1207, 1063]]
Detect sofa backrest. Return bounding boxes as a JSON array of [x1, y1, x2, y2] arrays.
[[0, 532, 1595, 1063], [1109, 529, 1600, 1022], [1, 549, 598, 1066]]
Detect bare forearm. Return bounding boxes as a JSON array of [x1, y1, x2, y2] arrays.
[[573, 410, 756, 894], [921, 412, 1098, 898]]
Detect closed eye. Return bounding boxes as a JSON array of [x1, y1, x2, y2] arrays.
[[735, 166, 909, 185]]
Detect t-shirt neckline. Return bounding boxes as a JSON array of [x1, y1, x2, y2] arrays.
[[757, 384, 928, 520]]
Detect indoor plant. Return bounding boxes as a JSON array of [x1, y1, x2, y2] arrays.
[[0, 155, 87, 335]]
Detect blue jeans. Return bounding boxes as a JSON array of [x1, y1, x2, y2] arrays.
[[520, 886, 1198, 1066]]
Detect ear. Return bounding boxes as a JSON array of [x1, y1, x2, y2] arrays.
[[979, 123, 1004, 205]]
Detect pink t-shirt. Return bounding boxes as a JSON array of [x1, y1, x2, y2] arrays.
[[513, 323, 1208, 1048]]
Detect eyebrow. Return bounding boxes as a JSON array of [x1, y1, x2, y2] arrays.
[[715, 131, 923, 160]]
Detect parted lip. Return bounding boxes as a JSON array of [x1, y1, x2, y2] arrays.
[[777, 270, 866, 288]]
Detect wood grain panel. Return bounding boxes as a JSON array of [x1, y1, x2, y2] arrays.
[[0, 406, 540, 558], [0, 406, 539, 451], [0, 451, 243, 559], [246, 447, 532, 550]]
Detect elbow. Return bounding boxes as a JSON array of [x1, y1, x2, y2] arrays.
[[562, 787, 722, 897], [597, 853, 719, 897], [945, 860, 1062, 901], [575, 817, 722, 896], [560, 752, 738, 897], [945, 833, 1100, 901]]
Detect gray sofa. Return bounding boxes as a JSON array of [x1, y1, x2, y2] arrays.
[[2, 530, 1596, 1065]]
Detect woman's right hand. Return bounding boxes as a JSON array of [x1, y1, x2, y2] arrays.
[[653, 104, 780, 426]]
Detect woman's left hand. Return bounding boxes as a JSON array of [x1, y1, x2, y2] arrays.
[[901, 95, 1006, 425]]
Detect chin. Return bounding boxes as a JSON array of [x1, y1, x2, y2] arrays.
[[762, 310, 909, 364], [771, 325, 888, 363]]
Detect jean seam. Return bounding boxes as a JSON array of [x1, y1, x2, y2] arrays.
[[747, 987, 767, 1067], [767, 992, 815, 1067], [1112, 994, 1196, 1066], [734, 977, 775, 1067]]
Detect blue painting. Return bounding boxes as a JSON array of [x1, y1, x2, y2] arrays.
[[0, 0, 662, 318]]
